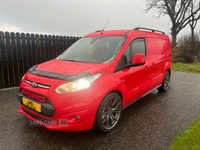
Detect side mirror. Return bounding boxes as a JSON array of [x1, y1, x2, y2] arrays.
[[131, 53, 146, 65]]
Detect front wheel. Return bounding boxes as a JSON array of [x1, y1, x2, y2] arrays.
[[94, 93, 122, 133], [159, 71, 170, 92]]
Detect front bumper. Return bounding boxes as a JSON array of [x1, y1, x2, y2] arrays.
[[19, 105, 91, 131], [17, 89, 99, 131]]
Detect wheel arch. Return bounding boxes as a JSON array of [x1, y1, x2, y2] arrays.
[[163, 60, 171, 77], [167, 68, 171, 76], [107, 90, 123, 102]]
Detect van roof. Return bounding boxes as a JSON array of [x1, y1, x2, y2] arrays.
[[84, 28, 169, 39], [84, 30, 130, 37]]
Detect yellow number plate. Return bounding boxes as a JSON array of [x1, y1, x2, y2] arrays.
[[22, 97, 41, 112]]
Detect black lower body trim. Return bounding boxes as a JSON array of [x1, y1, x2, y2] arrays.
[[123, 84, 162, 110], [22, 107, 52, 124]]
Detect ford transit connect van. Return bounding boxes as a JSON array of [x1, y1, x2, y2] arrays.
[[17, 27, 171, 133]]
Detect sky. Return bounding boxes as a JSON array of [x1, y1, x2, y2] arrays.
[[0, 0, 199, 39]]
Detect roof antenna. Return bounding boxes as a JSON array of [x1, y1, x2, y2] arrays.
[[101, 20, 109, 35]]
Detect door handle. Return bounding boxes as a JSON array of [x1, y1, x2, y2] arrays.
[[152, 63, 155, 67]]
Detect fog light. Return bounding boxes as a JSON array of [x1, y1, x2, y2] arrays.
[[76, 115, 80, 120]]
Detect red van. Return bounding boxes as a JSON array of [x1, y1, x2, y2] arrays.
[[17, 27, 171, 133]]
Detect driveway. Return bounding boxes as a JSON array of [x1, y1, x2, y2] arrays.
[[1, 71, 200, 150]]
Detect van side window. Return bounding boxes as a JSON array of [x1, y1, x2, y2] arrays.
[[124, 38, 146, 63], [130, 38, 146, 58], [123, 45, 131, 63], [114, 38, 146, 72]]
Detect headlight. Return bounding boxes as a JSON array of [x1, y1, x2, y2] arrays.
[[55, 73, 101, 94]]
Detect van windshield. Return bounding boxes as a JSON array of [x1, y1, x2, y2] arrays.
[[58, 36, 126, 63]]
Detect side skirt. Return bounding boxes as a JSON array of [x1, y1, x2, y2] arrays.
[[123, 84, 162, 110]]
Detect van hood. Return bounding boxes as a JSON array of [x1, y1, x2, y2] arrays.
[[36, 59, 110, 75]]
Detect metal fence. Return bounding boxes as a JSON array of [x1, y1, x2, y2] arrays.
[[0, 31, 81, 89]]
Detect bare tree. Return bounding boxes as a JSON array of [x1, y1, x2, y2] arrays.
[[189, 0, 200, 42], [145, 0, 200, 47]]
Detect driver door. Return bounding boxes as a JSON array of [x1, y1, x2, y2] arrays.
[[123, 38, 151, 105]]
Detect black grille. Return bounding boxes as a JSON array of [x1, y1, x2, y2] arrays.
[[18, 89, 56, 117], [22, 107, 52, 124], [20, 88, 50, 104]]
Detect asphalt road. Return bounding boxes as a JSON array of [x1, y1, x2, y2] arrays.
[[1, 71, 200, 150]]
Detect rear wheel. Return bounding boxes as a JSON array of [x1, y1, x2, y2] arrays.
[[94, 93, 122, 133], [159, 71, 170, 92]]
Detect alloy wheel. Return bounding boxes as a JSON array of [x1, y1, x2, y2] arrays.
[[164, 71, 170, 91], [101, 96, 121, 130]]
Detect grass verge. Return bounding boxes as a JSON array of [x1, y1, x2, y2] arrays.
[[171, 63, 200, 74], [167, 117, 200, 150]]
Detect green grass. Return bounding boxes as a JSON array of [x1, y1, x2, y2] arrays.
[[172, 63, 200, 74], [167, 117, 200, 150]]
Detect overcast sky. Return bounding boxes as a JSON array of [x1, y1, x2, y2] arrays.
[[0, 0, 199, 38]]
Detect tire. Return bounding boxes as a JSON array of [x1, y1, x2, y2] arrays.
[[158, 71, 170, 92], [94, 93, 122, 133]]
